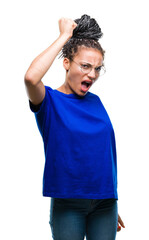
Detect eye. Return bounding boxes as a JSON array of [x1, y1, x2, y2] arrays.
[[81, 64, 90, 69], [95, 66, 102, 72]]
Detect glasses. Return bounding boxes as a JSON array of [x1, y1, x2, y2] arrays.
[[72, 60, 106, 77]]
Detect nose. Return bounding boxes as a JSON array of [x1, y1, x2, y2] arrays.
[[87, 68, 96, 79]]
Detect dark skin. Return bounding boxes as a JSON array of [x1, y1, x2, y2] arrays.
[[25, 17, 125, 233], [58, 46, 125, 232]]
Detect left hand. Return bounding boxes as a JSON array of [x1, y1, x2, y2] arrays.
[[117, 214, 125, 232]]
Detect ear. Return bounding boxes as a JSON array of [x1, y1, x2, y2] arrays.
[[63, 58, 70, 71]]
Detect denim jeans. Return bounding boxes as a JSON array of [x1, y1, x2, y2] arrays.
[[49, 198, 118, 240]]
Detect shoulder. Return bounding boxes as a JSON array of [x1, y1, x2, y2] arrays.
[[87, 91, 100, 101], [45, 85, 53, 92], [29, 85, 53, 113]]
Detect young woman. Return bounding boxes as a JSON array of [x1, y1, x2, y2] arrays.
[[24, 14, 125, 240]]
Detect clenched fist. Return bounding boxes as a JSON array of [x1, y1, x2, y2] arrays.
[[58, 18, 77, 39]]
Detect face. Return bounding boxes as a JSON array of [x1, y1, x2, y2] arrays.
[[63, 47, 103, 96]]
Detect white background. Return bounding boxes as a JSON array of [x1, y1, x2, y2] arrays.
[[0, 0, 149, 239]]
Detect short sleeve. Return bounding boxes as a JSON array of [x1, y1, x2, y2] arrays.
[[28, 86, 52, 140], [29, 100, 44, 112]]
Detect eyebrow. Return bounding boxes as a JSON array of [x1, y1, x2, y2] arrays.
[[81, 61, 102, 68]]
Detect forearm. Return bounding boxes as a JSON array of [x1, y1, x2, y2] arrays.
[[24, 33, 70, 85]]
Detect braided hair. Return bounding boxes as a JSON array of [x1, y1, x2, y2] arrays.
[[59, 14, 105, 62]]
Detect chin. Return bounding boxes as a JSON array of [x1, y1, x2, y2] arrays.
[[72, 86, 88, 97], [77, 90, 88, 97]]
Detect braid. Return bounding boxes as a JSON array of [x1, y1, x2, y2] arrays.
[[59, 14, 105, 61]]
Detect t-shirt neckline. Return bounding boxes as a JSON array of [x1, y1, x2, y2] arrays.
[[53, 89, 89, 99]]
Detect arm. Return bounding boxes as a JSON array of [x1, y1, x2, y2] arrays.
[[24, 18, 77, 105]]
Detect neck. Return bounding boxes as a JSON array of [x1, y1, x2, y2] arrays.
[[57, 82, 73, 95]]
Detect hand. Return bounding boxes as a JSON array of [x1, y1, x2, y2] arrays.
[[58, 18, 77, 39], [117, 214, 125, 232]]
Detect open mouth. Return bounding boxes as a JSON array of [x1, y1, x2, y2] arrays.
[[81, 80, 92, 92]]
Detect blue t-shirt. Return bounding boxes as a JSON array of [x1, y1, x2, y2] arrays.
[[29, 86, 118, 199]]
